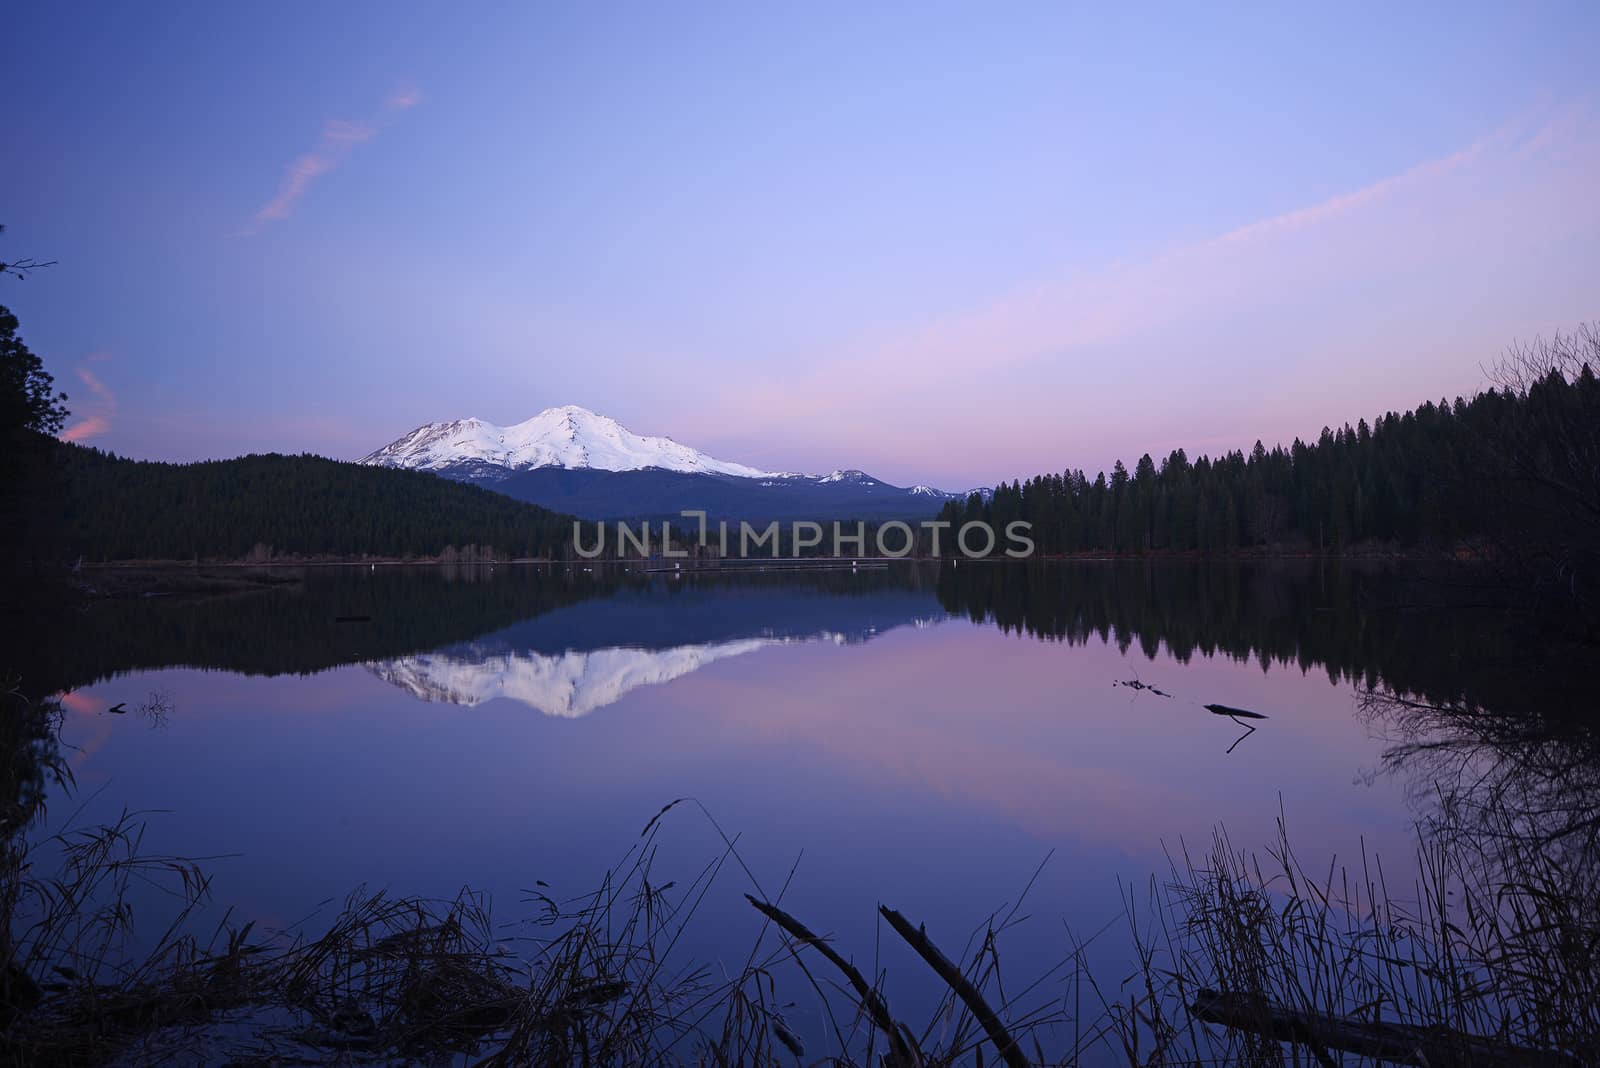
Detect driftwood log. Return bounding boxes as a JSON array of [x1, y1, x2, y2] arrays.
[[878, 906, 1030, 1068], [1204, 703, 1268, 719], [1191, 988, 1580, 1068], [746, 895, 920, 1068]]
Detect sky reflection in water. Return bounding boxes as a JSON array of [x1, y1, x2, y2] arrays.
[[48, 563, 1428, 1044]]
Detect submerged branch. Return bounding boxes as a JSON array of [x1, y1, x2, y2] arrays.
[[878, 904, 1029, 1068], [745, 894, 919, 1067], [1191, 987, 1581, 1068]]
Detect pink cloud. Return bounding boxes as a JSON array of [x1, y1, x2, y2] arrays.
[[241, 88, 419, 234], [1211, 139, 1485, 251], [61, 361, 117, 443], [59, 691, 99, 715], [322, 118, 377, 145], [61, 416, 110, 443], [701, 103, 1600, 484], [386, 83, 423, 111], [253, 152, 336, 225]]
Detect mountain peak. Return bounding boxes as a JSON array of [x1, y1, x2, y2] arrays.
[[360, 407, 777, 478], [360, 406, 983, 514]]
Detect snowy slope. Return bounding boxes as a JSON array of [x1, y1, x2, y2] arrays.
[[367, 639, 779, 718], [366, 617, 941, 717], [359, 405, 983, 515], [359, 405, 778, 478]]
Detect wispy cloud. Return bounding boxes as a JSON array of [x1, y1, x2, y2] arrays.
[[240, 85, 421, 235], [59, 692, 98, 715], [386, 82, 423, 111], [61, 360, 117, 443], [704, 104, 1600, 483]]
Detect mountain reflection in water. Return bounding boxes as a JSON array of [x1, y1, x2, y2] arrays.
[[18, 559, 1534, 719], [358, 575, 945, 716]]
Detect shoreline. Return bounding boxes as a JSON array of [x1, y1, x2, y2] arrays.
[[74, 545, 1443, 570], [48, 550, 1449, 600]]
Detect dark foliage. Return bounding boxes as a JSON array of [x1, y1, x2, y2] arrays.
[[0, 306, 71, 573], [0, 306, 67, 439], [51, 444, 575, 563]]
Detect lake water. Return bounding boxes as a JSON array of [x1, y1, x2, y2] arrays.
[[26, 561, 1504, 1055]]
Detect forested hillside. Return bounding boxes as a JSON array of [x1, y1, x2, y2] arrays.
[[53, 445, 574, 562], [944, 330, 1600, 560]]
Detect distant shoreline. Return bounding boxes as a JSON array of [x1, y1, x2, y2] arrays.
[[72, 543, 1441, 572]]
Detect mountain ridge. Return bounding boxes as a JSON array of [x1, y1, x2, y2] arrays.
[[360, 405, 987, 520]]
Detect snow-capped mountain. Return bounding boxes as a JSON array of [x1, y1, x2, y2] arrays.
[[366, 606, 944, 717], [359, 405, 775, 478], [360, 406, 980, 520], [368, 639, 780, 718]]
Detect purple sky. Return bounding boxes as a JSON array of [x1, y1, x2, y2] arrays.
[[5, 3, 1598, 487]]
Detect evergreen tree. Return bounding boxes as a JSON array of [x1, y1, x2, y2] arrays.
[[0, 306, 68, 437]]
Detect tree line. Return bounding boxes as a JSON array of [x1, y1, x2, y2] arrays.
[[50, 445, 575, 563], [941, 329, 1600, 565]]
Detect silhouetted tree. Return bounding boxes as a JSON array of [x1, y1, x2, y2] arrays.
[[0, 305, 68, 437], [1, 304, 70, 573]]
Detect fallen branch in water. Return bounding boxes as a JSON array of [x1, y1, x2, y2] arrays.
[[1191, 987, 1582, 1068], [1203, 703, 1268, 720], [1203, 703, 1267, 752], [879, 905, 1030, 1068], [745, 894, 920, 1067], [1117, 679, 1173, 698]]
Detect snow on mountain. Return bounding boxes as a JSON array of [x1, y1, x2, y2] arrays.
[[366, 614, 942, 717], [359, 405, 983, 510], [359, 405, 778, 478], [367, 639, 779, 719]]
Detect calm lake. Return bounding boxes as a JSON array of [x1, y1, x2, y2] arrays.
[[30, 561, 1505, 1053]]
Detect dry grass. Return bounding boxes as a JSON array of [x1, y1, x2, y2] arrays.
[[1065, 684, 1600, 1067], [2, 787, 1070, 1066]]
